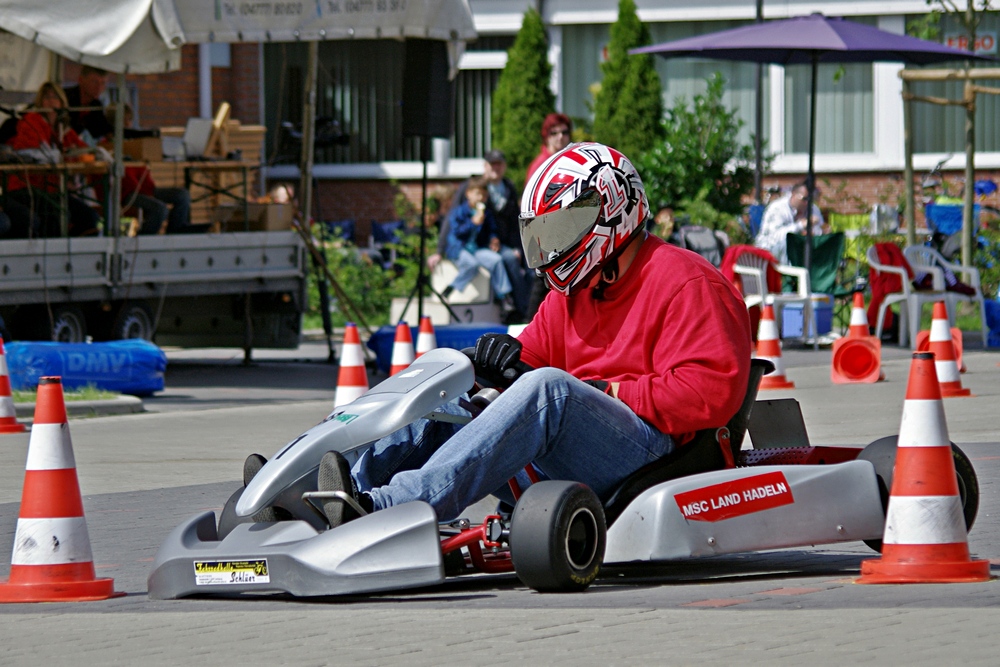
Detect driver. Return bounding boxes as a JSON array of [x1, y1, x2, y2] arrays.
[[311, 142, 752, 526]]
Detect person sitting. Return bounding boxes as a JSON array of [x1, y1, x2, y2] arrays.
[[440, 177, 516, 319], [106, 104, 193, 234], [4, 82, 99, 237], [276, 143, 751, 532], [435, 150, 531, 322], [754, 182, 826, 264]]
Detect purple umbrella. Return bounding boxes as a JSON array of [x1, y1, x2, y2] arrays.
[[633, 13, 996, 269]]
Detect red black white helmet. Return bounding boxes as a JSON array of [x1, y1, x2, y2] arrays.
[[520, 142, 649, 296]]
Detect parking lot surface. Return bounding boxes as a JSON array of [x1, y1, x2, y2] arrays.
[[0, 338, 998, 665]]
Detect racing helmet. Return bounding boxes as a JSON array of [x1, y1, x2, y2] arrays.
[[519, 142, 649, 296]]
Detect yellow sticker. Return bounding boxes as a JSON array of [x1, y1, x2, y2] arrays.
[[194, 559, 270, 586]]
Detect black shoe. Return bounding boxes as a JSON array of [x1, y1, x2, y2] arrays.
[[440, 285, 454, 301], [318, 451, 370, 528], [243, 453, 279, 523]]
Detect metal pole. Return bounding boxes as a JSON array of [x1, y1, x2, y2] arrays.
[[962, 78, 975, 267], [804, 55, 818, 275], [111, 73, 124, 247], [903, 80, 916, 248], [753, 0, 764, 204], [299, 41, 318, 232]]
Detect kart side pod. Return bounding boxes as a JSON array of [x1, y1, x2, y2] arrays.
[[604, 461, 885, 563]]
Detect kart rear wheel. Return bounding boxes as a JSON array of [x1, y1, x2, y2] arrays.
[[509, 480, 606, 592], [858, 435, 979, 553]]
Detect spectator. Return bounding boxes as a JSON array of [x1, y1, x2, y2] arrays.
[[65, 66, 114, 145], [525, 113, 574, 318], [106, 104, 193, 234], [440, 177, 516, 320], [4, 82, 99, 237], [434, 150, 531, 322], [525, 113, 573, 183], [754, 182, 825, 264]]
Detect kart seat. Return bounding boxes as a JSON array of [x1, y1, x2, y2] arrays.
[[602, 358, 773, 526]]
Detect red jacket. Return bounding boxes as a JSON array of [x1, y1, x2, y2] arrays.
[[5, 112, 88, 192], [720, 245, 782, 340], [517, 235, 752, 444], [867, 242, 914, 330]]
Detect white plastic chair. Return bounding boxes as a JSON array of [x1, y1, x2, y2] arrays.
[[865, 245, 948, 348], [732, 251, 815, 345], [903, 244, 988, 346]]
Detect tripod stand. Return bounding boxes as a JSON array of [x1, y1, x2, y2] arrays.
[[399, 135, 460, 323]]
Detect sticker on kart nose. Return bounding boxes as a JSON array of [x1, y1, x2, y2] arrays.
[[675, 471, 794, 522]]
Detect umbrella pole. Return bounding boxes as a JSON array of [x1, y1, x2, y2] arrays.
[[804, 55, 818, 276]]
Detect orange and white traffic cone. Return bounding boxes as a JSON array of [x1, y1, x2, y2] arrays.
[[915, 313, 965, 373], [0, 339, 26, 434], [333, 323, 369, 408], [927, 302, 971, 398], [831, 292, 884, 384], [847, 292, 871, 339], [389, 321, 415, 375], [755, 304, 795, 390], [415, 316, 437, 358], [858, 353, 990, 584], [0, 377, 122, 602]]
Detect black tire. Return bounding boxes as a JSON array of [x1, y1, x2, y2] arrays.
[[857, 435, 979, 552], [112, 303, 154, 341], [509, 480, 606, 592], [49, 305, 87, 342]]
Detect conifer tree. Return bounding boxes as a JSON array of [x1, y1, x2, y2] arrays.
[[591, 0, 663, 159], [491, 8, 555, 188]]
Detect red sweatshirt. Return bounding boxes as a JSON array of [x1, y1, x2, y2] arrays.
[[517, 235, 752, 444], [5, 112, 89, 192]]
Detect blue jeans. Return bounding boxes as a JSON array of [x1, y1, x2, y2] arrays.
[[134, 187, 191, 234], [353, 368, 676, 521], [451, 247, 512, 298]]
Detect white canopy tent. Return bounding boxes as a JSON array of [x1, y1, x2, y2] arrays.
[[0, 0, 477, 238], [0, 0, 476, 73]]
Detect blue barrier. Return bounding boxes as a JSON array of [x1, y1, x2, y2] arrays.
[[366, 323, 509, 374], [6, 340, 167, 396]]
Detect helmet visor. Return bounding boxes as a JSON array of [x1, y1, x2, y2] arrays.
[[520, 189, 602, 270]]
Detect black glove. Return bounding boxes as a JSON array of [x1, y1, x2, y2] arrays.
[[473, 333, 523, 382], [583, 379, 610, 394]]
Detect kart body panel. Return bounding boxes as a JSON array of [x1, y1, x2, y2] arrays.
[[148, 502, 444, 599], [237, 347, 474, 519], [605, 461, 885, 563]]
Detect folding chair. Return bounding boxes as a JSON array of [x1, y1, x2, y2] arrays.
[[866, 243, 947, 348], [903, 244, 988, 346], [785, 232, 861, 335], [729, 245, 814, 345]]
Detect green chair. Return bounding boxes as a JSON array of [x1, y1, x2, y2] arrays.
[[785, 232, 860, 335]]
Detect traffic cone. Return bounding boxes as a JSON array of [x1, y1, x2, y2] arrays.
[[831, 293, 884, 384], [927, 302, 971, 398], [847, 292, 871, 339], [858, 353, 990, 584], [0, 339, 26, 434], [389, 321, 415, 375], [915, 325, 965, 374], [755, 304, 795, 390], [333, 323, 368, 408], [415, 316, 437, 358], [0, 377, 122, 602]]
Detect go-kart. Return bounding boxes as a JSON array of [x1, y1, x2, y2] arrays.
[[147, 348, 979, 599]]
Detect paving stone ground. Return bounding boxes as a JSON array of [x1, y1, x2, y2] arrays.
[[0, 339, 998, 665]]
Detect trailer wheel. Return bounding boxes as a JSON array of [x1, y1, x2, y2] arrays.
[[858, 435, 979, 552], [113, 304, 154, 340], [509, 480, 606, 592], [49, 305, 87, 343]]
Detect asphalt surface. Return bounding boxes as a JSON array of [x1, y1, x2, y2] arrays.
[[0, 333, 999, 665]]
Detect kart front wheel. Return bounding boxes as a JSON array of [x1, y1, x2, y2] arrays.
[[509, 480, 606, 592], [858, 435, 979, 553]]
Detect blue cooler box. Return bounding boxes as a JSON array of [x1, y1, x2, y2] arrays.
[[367, 323, 510, 373], [780, 295, 833, 339]]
